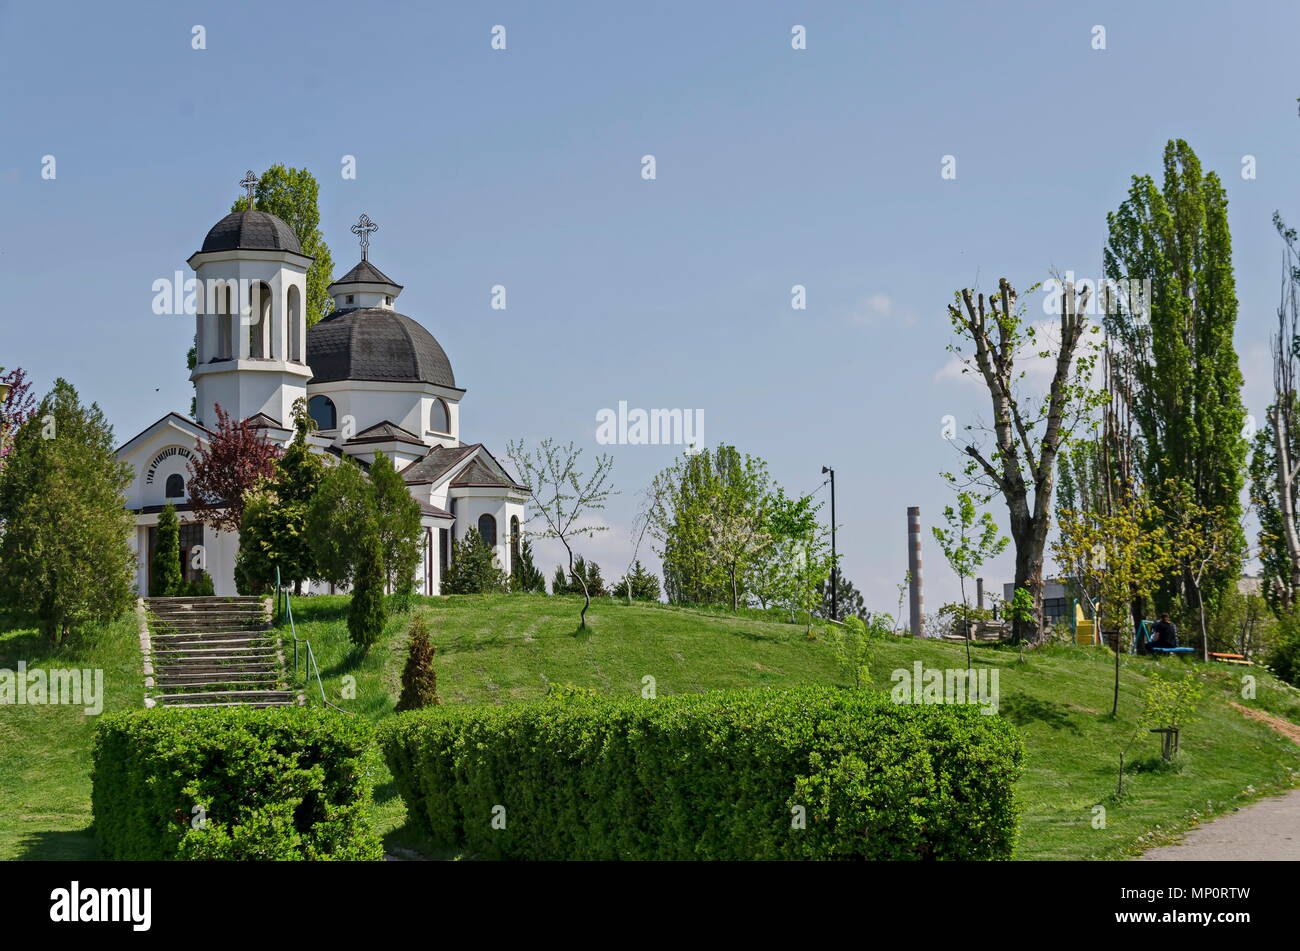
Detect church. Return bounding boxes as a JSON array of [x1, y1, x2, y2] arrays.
[[117, 174, 528, 597]]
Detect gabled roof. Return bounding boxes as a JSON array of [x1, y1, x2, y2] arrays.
[[345, 420, 425, 447], [244, 412, 283, 429], [116, 412, 211, 456], [401, 443, 479, 486], [450, 458, 514, 488], [329, 258, 402, 290]]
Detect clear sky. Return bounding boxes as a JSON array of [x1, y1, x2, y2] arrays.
[[3, 1, 1298, 612]]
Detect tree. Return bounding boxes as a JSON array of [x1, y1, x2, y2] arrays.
[[306, 458, 376, 588], [232, 164, 334, 326], [553, 555, 606, 597], [1161, 478, 1242, 662], [751, 487, 832, 630], [616, 561, 661, 602], [187, 403, 280, 533], [235, 401, 323, 594], [395, 614, 441, 711], [0, 379, 135, 643], [150, 502, 184, 597], [1103, 139, 1247, 615], [946, 277, 1098, 642], [0, 366, 35, 470], [444, 528, 507, 594], [348, 520, 387, 650], [510, 536, 547, 593], [647, 446, 769, 606], [1251, 213, 1300, 613], [702, 507, 770, 612], [1053, 496, 1174, 715], [370, 451, 422, 602], [931, 492, 1009, 673], [506, 439, 616, 629], [816, 575, 865, 621]]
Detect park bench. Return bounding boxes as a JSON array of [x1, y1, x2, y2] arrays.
[[1209, 652, 1252, 665]]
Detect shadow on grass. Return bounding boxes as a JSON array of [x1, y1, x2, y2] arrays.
[[998, 693, 1083, 734], [16, 827, 97, 861]]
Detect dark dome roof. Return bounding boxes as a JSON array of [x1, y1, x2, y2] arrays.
[[201, 209, 302, 254], [307, 308, 455, 387]]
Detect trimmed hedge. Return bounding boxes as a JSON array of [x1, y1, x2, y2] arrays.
[[380, 687, 1024, 860], [92, 707, 383, 860]]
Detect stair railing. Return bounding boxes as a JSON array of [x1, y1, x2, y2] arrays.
[[274, 569, 351, 714]]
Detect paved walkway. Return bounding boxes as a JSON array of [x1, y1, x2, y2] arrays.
[[1138, 789, 1300, 860]]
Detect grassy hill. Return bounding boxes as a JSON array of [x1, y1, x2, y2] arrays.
[[289, 593, 1300, 860], [2, 592, 1298, 860]]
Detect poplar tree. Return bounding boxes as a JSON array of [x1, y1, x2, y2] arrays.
[[1103, 139, 1247, 612]]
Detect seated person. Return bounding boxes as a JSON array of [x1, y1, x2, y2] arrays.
[[1152, 613, 1178, 649]]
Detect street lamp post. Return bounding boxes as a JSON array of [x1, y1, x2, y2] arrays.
[[822, 465, 837, 621]]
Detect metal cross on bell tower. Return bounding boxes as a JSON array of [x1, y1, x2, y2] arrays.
[[351, 213, 378, 261], [239, 170, 259, 207]]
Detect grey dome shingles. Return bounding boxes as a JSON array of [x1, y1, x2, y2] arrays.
[[307, 308, 455, 387], [201, 210, 303, 254]]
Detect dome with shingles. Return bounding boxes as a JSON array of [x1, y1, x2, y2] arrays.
[[307, 307, 455, 387], [201, 210, 302, 254]]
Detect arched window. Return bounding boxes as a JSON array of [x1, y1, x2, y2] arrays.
[[165, 473, 185, 498], [217, 283, 233, 361], [429, 398, 450, 435], [308, 395, 337, 431], [248, 282, 271, 358], [478, 513, 497, 547], [288, 285, 302, 363], [510, 515, 521, 571]]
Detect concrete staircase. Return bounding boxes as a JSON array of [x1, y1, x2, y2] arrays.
[[141, 596, 300, 709]]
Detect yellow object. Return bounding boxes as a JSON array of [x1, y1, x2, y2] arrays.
[[1074, 603, 1096, 646]]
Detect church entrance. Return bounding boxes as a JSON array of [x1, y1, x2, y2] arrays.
[[145, 520, 205, 593]]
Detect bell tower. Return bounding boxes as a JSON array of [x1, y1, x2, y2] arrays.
[[188, 171, 314, 428]]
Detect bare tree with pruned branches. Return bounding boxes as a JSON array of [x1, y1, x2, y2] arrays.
[[944, 277, 1100, 642]]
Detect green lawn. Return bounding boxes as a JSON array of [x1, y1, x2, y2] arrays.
[[0, 612, 142, 860], [3, 592, 1298, 860]]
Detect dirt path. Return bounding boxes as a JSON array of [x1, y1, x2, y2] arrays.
[[1138, 703, 1300, 861]]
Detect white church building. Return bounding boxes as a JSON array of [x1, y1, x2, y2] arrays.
[[117, 179, 527, 596]]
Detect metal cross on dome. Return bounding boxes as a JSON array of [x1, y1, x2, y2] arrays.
[[239, 170, 258, 206], [351, 213, 378, 260]]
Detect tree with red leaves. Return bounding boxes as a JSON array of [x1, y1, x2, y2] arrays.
[[186, 404, 280, 532], [0, 367, 36, 468]]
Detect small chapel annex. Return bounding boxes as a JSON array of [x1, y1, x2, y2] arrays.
[[116, 175, 527, 597]]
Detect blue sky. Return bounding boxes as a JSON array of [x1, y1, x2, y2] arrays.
[[3, 1, 1298, 611]]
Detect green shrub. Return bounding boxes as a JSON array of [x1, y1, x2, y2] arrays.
[[380, 687, 1023, 860], [92, 707, 383, 860], [395, 614, 441, 711]]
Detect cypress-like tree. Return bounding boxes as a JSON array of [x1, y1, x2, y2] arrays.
[[1104, 139, 1247, 612], [395, 614, 441, 710], [150, 502, 184, 597], [615, 561, 661, 602], [0, 379, 135, 642], [349, 521, 387, 649], [370, 451, 422, 603], [511, 537, 547, 593]]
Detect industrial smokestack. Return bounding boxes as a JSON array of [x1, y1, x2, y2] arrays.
[[907, 506, 923, 637], [976, 577, 984, 611]]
